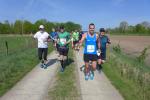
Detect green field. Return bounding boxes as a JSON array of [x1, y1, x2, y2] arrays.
[[103, 46, 150, 100], [0, 36, 53, 96]]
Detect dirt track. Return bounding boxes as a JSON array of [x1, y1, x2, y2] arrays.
[[110, 35, 150, 65]]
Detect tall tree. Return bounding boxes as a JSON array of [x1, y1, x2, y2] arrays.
[[23, 20, 33, 34], [135, 24, 146, 33], [64, 21, 81, 32], [141, 21, 150, 28], [119, 21, 128, 33], [14, 20, 23, 34]]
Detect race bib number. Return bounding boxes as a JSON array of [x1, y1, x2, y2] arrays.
[[60, 38, 66, 45], [87, 45, 95, 53]]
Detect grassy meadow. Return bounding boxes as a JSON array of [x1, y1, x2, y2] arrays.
[[0, 35, 53, 96]]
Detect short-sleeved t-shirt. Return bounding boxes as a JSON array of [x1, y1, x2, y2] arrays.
[[34, 31, 49, 48], [50, 32, 58, 39], [72, 32, 79, 41], [58, 32, 70, 48], [99, 35, 109, 51]]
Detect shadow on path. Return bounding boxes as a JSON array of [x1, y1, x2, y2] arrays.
[[46, 58, 57, 67]]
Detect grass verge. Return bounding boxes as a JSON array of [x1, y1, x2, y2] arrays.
[[49, 48, 79, 100], [0, 36, 53, 96], [103, 47, 150, 100]]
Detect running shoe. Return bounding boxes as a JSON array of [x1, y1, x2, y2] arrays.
[[90, 71, 94, 80], [43, 64, 47, 69], [40, 63, 44, 68], [85, 74, 89, 80], [60, 67, 64, 72]]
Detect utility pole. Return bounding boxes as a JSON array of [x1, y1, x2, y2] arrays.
[[22, 17, 24, 35]]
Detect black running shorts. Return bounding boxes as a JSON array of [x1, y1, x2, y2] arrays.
[[59, 46, 69, 56], [84, 54, 97, 62]]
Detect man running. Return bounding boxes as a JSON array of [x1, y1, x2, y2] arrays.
[[57, 26, 71, 72], [72, 30, 79, 50], [50, 28, 58, 49], [55, 27, 60, 54], [34, 25, 50, 69], [79, 29, 84, 41], [79, 23, 101, 80], [97, 28, 111, 70]]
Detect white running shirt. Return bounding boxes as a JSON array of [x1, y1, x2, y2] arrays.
[[34, 31, 49, 48]]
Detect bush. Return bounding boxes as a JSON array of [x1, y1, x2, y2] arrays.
[[137, 47, 149, 64], [113, 43, 122, 53]]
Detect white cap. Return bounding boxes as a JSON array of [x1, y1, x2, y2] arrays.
[[39, 25, 44, 29]]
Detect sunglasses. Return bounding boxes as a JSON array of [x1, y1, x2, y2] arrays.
[[89, 28, 95, 29]]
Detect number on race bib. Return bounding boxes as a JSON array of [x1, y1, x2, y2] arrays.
[[60, 38, 66, 45], [87, 45, 95, 53]]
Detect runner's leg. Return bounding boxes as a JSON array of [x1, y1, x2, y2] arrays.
[[62, 47, 68, 69], [43, 48, 48, 63], [38, 48, 44, 68], [89, 54, 97, 80], [59, 48, 65, 72], [38, 48, 42, 61], [85, 62, 89, 74], [84, 54, 90, 80], [97, 52, 103, 70], [92, 61, 97, 71]]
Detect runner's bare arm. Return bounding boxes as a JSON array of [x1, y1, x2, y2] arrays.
[[66, 39, 71, 44], [47, 36, 51, 42], [96, 34, 101, 49], [33, 33, 37, 40], [79, 33, 86, 45], [107, 37, 111, 44], [43, 34, 51, 42], [71, 37, 74, 48], [66, 34, 71, 44], [106, 36, 111, 47]]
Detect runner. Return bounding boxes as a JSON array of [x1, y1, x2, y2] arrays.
[[33, 25, 50, 69], [57, 26, 71, 72], [50, 28, 58, 50], [79, 23, 101, 80], [79, 29, 84, 41], [97, 28, 111, 70], [55, 27, 60, 55], [72, 30, 80, 50]]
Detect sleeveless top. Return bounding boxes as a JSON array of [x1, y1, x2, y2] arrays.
[[84, 33, 97, 54]]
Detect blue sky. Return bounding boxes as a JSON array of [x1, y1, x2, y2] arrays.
[[0, 0, 150, 30]]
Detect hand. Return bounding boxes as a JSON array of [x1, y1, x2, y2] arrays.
[[54, 39, 57, 42], [106, 43, 109, 48], [97, 49, 101, 56], [55, 39, 59, 43], [47, 39, 51, 42], [78, 43, 82, 51], [43, 38, 47, 42], [72, 45, 74, 49], [62, 42, 68, 46]]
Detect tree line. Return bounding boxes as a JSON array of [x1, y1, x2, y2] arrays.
[[0, 19, 81, 34], [109, 21, 150, 35]]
